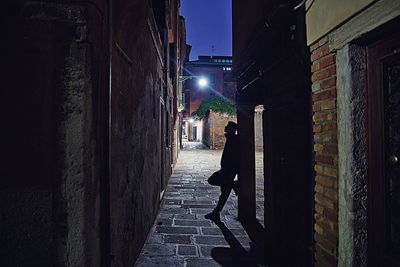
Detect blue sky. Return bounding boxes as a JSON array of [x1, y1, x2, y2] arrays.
[[180, 0, 232, 61]]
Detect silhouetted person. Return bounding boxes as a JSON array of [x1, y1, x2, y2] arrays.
[[205, 121, 239, 221]]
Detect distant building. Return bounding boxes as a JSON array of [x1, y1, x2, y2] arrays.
[[183, 55, 236, 144]]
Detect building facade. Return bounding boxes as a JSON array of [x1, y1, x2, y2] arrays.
[[0, 0, 187, 266], [232, 0, 400, 266], [183, 55, 236, 144], [306, 1, 400, 266]]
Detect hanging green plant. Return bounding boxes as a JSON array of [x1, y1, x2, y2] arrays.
[[191, 95, 236, 120]]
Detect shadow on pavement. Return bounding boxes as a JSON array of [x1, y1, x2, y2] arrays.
[[209, 218, 266, 266]]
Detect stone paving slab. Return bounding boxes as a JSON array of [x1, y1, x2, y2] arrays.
[[174, 219, 212, 227], [135, 256, 184, 266], [177, 245, 198, 256], [135, 144, 266, 266], [164, 235, 193, 244], [141, 244, 176, 256], [156, 226, 199, 235], [194, 236, 230, 246], [201, 227, 247, 236]]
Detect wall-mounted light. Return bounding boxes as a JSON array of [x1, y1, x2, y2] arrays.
[[179, 75, 209, 89], [188, 118, 194, 123], [197, 77, 209, 88]]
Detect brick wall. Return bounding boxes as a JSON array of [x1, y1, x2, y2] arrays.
[[203, 110, 263, 151], [310, 36, 339, 267], [203, 111, 237, 149]]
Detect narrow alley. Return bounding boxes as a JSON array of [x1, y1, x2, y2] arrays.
[[135, 143, 265, 266], [2, 0, 400, 266]]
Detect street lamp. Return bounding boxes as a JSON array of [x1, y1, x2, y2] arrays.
[[197, 77, 209, 88], [179, 75, 209, 89]]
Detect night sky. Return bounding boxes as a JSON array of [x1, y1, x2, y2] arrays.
[[180, 0, 232, 61]]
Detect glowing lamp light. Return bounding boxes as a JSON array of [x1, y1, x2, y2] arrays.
[[188, 118, 194, 123], [197, 77, 209, 88]]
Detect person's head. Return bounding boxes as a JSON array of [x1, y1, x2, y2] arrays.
[[225, 121, 237, 134]]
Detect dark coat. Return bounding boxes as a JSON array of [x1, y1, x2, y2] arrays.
[[220, 133, 240, 177]]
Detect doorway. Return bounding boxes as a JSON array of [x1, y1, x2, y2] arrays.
[[367, 33, 400, 266], [193, 126, 197, 141]]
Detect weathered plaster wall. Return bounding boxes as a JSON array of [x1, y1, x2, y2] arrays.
[[307, 0, 400, 47], [46, 3, 106, 266], [1, 1, 107, 266], [337, 44, 368, 267], [1, 0, 179, 266], [306, 0, 374, 45], [110, 0, 163, 265], [329, 0, 400, 50]]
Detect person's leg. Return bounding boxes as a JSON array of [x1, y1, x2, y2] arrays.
[[232, 180, 238, 195], [205, 185, 232, 221], [214, 185, 231, 212], [205, 172, 236, 221]]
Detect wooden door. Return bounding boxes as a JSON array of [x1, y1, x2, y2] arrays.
[[367, 33, 400, 267]]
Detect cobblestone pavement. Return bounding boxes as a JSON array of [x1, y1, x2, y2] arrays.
[[135, 142, 265, 266]]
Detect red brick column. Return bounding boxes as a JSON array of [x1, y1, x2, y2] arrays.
[[310, 37, 339, 267]]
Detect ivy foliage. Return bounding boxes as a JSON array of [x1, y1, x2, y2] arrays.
[[191, 95, 236, 120]]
